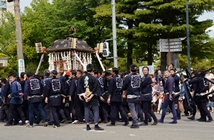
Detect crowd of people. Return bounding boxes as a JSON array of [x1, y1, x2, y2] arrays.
[[0, 63, 213, 130]]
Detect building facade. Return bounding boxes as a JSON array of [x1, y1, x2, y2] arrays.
[[0, 0, 14, 18]]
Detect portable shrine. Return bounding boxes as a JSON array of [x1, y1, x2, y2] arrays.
[[46, 37, 94, 72]]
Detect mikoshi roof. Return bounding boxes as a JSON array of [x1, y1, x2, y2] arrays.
[[46, 39, 94, 53]]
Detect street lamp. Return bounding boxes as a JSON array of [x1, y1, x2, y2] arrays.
[[186, 0, 191, 69]]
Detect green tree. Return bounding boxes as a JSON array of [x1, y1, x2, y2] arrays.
[[0, 9, 48, 76], [136, 0, 214, 69], [95, 0, 214, 71], [22, 0, 110, 47], [0, 12, 16, 54], [21, 0, 214, 73], [22, 0, 53, 47], [0, 12, 17, 77], [95, 0, 142, 71], [22, 0, 113, 71]]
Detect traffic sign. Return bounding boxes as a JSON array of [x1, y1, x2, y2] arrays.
[[158, 44, 182, 50], [157, 42, 182, 47], [160, 48, 182, 52], [157, 38, 182, 52]]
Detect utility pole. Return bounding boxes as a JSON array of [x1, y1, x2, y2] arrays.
[[14, 0, 25, 76], [111, 0, 118, 68], [186, 0, 191, 69]]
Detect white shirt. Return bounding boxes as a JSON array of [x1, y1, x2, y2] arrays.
[[208, 85, 214, 97], [206, 73, 214, 80]]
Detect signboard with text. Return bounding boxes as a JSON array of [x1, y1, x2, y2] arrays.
[[18, 59, 25, 76], [157, 38, 182, 52]]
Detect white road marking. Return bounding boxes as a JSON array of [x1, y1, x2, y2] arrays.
[[129, 134, 136, 137], [82, 129, 106, 133]]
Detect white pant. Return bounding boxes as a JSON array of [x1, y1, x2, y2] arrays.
[[158, 99, 162, 111]]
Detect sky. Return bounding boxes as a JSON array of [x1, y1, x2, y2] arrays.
[[20, 0, 214, 37]]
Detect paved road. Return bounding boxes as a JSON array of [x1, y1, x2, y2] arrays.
[[0, 114, 213, 140]]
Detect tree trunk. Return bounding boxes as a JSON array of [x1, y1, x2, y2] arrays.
[[161, 52, 167, 71], [126, 21, 133, 72], [147, 44, 153, 65], [127, 41, 133, 71]]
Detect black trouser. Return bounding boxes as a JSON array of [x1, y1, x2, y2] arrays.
[[7, 104, 25, 125], [75, 100, 84, 122], [0, 103, 7, 121], [191, 102, 197, 117], [136, 103, 144, 121], [28, 102, 47, 125], [110, 102, 128, 124], [99, 101, 109, 121], [5, 104, 10, 120], [49, 106, 60, 126], [183, 98, 192, 115], [174, 96, 180, 118], [44, 104, 49, 120], [198, 101, 212, 120], [63, 100, 75, 121], [22, 99, 29, 120], [141, 101, 157, 124], [69, 101, 77, 121]]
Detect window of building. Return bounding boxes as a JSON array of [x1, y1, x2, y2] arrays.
[[0, 0, 7, 9]]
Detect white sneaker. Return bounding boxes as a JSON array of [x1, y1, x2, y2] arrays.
[[26, 124, 33, 128], [72, 120, 78, 124], [53, 125, 59, 128]]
